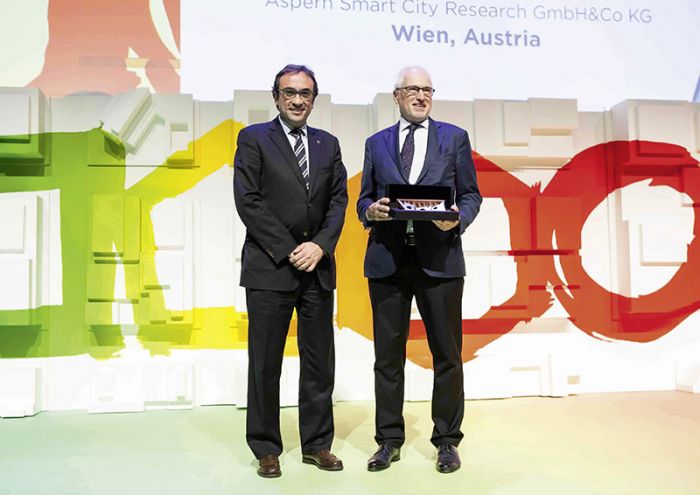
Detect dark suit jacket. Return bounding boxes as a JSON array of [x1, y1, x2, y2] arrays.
[[357, 118, 482, 279], [234, 118, 348, 291]]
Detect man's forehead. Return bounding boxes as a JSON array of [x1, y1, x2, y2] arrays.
[[280, 72, 314, 88], [402, 70, 432, 85]]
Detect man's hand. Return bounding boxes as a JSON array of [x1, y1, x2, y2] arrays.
[[289, 242, 324, 272], [367, 197, 392, 221], [433, 205, 460, 231]]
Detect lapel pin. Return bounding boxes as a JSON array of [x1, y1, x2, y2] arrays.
[[316, 140, 320, 144]]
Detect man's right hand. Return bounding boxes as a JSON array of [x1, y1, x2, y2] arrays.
[[366, 197, 392, 221]]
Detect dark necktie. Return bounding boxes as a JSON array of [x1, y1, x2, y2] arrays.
[[400, 123, 420, 178], [290, 128, 309, 189]]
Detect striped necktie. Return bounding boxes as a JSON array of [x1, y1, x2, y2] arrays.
[[290, 128, 309, 189]]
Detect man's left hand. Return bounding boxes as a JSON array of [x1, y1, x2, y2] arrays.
[[289, 242, 324, 272], [433, 205, 460, 231]]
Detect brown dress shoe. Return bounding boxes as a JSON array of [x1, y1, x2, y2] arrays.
[[302, 449, 344, 471], [257, 454, 281, 478]]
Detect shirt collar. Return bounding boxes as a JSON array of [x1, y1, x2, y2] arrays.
[[278, 115, 308, 136], [399, 117, 429, 132]]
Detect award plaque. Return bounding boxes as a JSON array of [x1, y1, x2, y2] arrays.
[[386, 184, 459, 221]]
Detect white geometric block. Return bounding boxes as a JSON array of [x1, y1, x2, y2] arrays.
[[169, 365, 194, 408], [636, 104, 693, 145], [143, 363, 194, 409], [627, 218, 691, 297], [676, 362, 700, 393], [331, 104, 371, 178], [99, 88, 151, 147], [464, 354, 511, 399], [431, 99, 474, 137], [0, 88, 46, 139], [462, 197, 513, 253], [0, 94, 30, 137], [333, 328, 374, 401], [0, 257, 31, 310], [153, 252, 186, 311], [307, 94, 332, 132], [529, 134, 574, 158], [371, 93, 400, 135], [462, 259, 492, 319], [640, 218, 688, 265], [232, 89, 279, 126], [196, 352, 237, 406], [405, 362, 433, 401], [611, 100, 700, 162], [151, 201, 189, 249], [473, 99, 504, 153], [170, 121, 191, 152], [503, 101, 530, 146], [509, 361, 544, 397], [234, 353, 249, 408], [131, 94, 195, 166], [280, 358, 300, 408], [545, 353, 569, 398], [0, 193, 42, 310], [0, 203, 26, 253], [474, 98, 578, 167], [88, 365, 144, 413], [530, 98, 577, 133], [0, 366, 41, 418]]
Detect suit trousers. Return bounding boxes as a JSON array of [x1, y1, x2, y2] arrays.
[[369, 246, 465, 448], [245, 273, 336, 458]]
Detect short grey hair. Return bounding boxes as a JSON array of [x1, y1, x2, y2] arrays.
[[394, 66, 431, 89]]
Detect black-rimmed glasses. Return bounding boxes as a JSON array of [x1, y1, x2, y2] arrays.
[[278, 88, 314, 101]]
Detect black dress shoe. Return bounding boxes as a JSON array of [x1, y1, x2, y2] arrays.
[[367, 444, 401, 472], [436, 444, 461, 474], [257, 454, 281, 478], [302, 450, 344, 471]]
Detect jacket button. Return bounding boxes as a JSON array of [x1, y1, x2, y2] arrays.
[[303, 230, 309, 237]]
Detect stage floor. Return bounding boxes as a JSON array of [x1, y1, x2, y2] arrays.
[[1, 391, 698, 494]]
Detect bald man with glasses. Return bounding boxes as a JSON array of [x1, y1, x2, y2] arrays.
[[357, 66, 482, 474]]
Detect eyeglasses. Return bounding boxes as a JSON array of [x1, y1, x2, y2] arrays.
[[396, 86, 435, 98], [279, 88, 314, 101]]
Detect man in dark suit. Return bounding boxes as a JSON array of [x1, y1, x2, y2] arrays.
[[234, 64, 348, 478], [357, 66, 482, 474]]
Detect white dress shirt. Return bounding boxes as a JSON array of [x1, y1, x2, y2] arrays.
[[398, 117, 429, 184], [398, 117, 429, 233], [279, 116, 310, 182]]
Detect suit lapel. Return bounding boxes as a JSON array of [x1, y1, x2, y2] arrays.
[[383, 122, 408, 183], [307, 127, 321, 194], [267, 118, 308, 190], [416, 118, 441, 184]]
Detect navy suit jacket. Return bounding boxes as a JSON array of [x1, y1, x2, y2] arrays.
[[234, 118, 348, 291], [357, 118, 482, 279]]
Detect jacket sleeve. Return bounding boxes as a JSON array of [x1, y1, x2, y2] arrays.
[[455, 129, 482, 234], [311, 136, 348, 256], [233, 128, 298, 264], [356, 138, 377, 229]]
